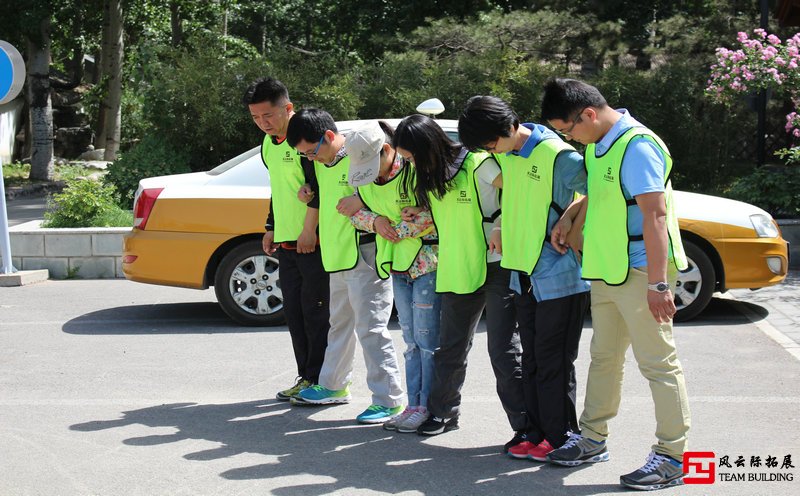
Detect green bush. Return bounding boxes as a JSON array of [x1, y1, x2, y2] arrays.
[[726, 165, 800, 218], [43, 178, 132, 228], [105, 135, 191, 208]]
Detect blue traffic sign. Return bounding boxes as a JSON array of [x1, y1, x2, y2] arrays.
[[0, 40, 25, 105]]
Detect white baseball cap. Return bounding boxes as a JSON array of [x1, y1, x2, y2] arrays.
[[346, 121, 385, 186]]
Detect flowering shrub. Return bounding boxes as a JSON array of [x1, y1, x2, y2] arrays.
[[707, 29, 800, 103], [707, 29, 800, 144], [709, 29, 800, 217]]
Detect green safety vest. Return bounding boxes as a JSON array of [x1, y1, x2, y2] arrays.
[[261, 136, 307, 243], [358, 164, 424, 280], [496, 138, 574, 275], [583, 127, 688, 285], [315, 155, 360, 272], [429, 151, 491, 294]]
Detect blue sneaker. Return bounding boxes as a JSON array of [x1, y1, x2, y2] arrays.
[[356, 404, 404, 424], [296, 384, 351, 404]]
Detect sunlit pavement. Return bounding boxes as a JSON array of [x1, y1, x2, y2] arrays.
[[0, 279, 798, 495]]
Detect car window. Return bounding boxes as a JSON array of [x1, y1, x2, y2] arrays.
[[207, 147, 260, 176]]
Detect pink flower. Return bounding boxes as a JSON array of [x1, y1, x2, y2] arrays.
[[754, 28, 767, 39], [767, 34, 781, 45], [737, 32, 748, 42], [794, 129, 800, 138], [775, 57, 786, 66]]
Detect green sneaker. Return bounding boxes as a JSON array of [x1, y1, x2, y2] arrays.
[[356, 404, 404, 424], [296, 384, 351, 404], [276, 378, 312, 401]]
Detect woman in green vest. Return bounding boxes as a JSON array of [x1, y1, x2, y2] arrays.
[[340, 120, 442, 434], [392, 114, 525, 443]]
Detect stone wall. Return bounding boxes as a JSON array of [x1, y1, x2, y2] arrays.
[[5, 221, 128, 278]]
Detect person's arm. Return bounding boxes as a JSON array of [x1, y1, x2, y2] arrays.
[[637, 191, 675, 323], [300, 157, 320, 208], [350, 207, 379, 232], [262, 200, 277, 254], [337, 194, 364, 217], [489, 216, 502, 254], [296, 207, 319, 253], [550, 195, 586, 254]]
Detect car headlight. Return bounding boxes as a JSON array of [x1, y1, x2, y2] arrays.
[[749, 214, 780, 238]]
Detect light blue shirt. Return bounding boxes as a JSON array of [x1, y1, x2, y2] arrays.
[[508, 123, 590, 301], [593, 110, 667, 268]]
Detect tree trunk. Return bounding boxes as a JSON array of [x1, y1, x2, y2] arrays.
[[170, 1, 183, 47], [27, 17, 54, 181], [101, 0, 123, 161]]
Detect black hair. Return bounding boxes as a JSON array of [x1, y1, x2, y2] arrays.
[[458, 95, 519, 151], [540, 78, 608, 122], [392, 114, 462, 209], [285, 108, 338, 148], [378, 120, 414, 200], [242, 77, 289, 108]]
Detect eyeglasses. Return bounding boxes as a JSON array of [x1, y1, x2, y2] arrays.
[[298, 135, 325, 158], [555, 107, 588, 138]]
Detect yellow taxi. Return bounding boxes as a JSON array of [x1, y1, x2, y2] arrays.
[[122, 118, 789, 325]]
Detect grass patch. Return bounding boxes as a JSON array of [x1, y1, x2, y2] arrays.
[[2, 162, 101, 186]]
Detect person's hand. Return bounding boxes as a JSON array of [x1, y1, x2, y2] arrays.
[[550, 216, 572, 255], [647, 288, 677, 323], [298, 184, 315, 203], [374, 216, 400, 242], [336, 195, 363, 217], [565, 224, 583, 259], [488, 227, 502, 254], [262, 231, 278, 255], [401, 206, 422, 222], [296, 229, 317, 254]]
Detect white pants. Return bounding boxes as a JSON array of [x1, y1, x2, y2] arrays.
[[319, 243, 404, 408]]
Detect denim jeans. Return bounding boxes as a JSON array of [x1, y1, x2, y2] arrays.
[[392, 271, 441, 408]]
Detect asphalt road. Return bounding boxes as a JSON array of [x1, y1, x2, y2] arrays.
[[1, 279, 799, 495]]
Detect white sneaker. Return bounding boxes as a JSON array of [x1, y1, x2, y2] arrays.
[[397, 407, 430, 433], [383, 407, 417, 431]]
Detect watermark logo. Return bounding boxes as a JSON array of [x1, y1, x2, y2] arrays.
[[683, 451, 716, 484], [683, 451, 795, 484]]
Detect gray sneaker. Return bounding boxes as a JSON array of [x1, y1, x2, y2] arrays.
[[546, 432, 609, 466], [396, 408, 429, 433], [620, 452, 685, 491], [383, 407, 417, 431]]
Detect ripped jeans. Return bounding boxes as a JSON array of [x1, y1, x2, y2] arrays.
[[392, 271, 442, 408]]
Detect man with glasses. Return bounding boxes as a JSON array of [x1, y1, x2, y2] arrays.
[[541, 78, 690, 491], [242, 77, 329, 402], [286, 109, 405, 425], [458, 95, 589, 460]]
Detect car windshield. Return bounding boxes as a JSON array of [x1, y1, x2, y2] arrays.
[[206, 146, 260, 176]]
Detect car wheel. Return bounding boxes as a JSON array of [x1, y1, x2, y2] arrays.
[[674, 240, 716, 322], [214, 240, 285, 326]]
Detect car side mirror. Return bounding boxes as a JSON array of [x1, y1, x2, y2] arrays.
[[416, 98, 445, 118]]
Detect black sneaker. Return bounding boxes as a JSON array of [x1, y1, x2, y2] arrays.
[[417, 416, 459, 436], [619, 452, 685, 491], [546, 432, 609, 466], [503, 431, 528, 454]]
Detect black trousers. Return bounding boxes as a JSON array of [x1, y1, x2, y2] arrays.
[[277, 247, 330, 384], [515, 276, 589, 448], [428, 262, 524, 426]]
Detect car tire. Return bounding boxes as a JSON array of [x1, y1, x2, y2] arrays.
[[214, 240, 285, 326], [674, 240, 716, 322]]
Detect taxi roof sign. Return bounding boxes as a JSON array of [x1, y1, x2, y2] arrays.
[[0, 41, 25, 105]]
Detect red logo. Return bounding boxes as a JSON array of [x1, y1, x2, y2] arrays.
[[684, 451, 716, 484]]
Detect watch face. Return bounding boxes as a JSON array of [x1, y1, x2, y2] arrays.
[[656, 282, 669, 292]]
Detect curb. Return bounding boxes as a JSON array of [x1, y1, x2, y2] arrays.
[[4, 181, 66, 201]]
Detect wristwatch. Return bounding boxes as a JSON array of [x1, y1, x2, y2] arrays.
[[647, 282, 670, 293]]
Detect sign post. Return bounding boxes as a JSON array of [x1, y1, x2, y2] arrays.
[[1, 40, 27, 275]]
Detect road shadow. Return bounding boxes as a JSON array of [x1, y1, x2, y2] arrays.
[[61, 302, 276, 335], [70, 400, 620, 495], [674, 297, 768, 328]]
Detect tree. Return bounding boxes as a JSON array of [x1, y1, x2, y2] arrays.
[[27, 17, 55, 181], [100, 0, 124, 160]]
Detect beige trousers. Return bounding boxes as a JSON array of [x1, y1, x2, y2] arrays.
[[580, 267, 691, 461]]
